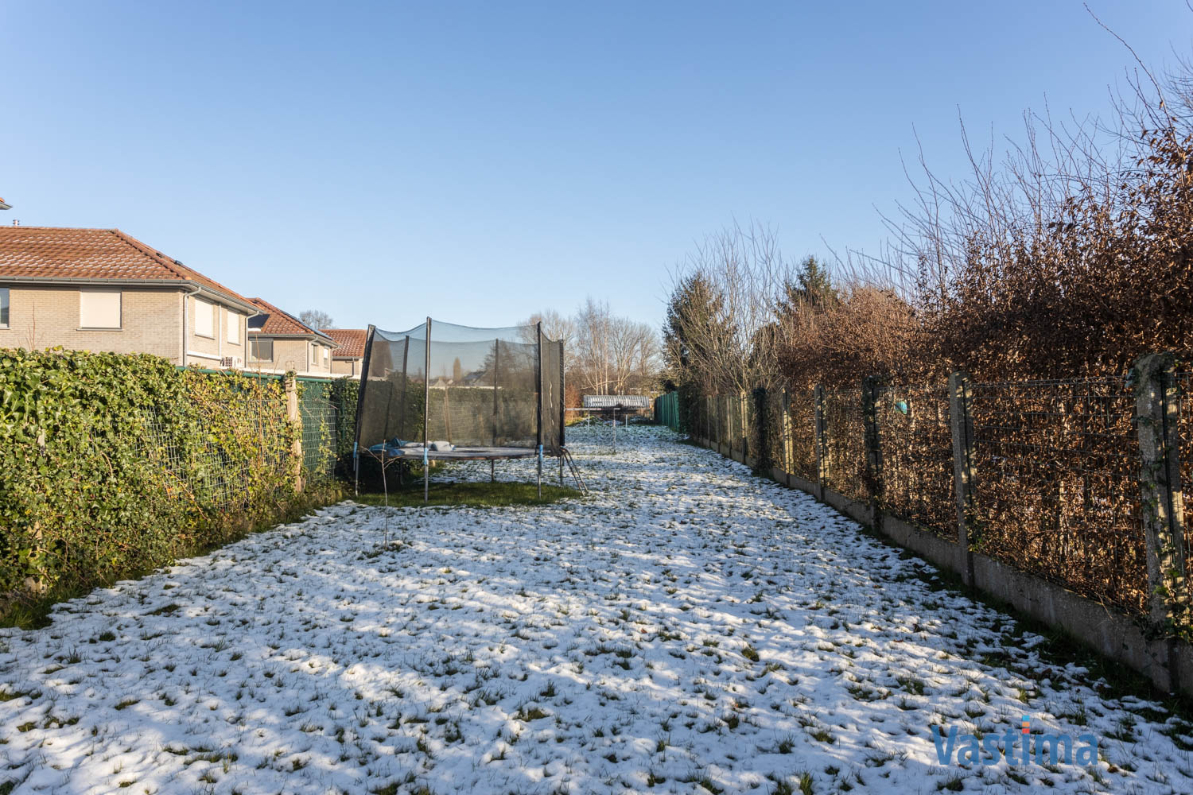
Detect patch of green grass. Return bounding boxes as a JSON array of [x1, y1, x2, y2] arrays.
[[937, 774, 964, 792], [349, 480, 580, 509]]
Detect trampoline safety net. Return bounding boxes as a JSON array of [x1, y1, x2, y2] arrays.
[[354, 319, 565, 455]]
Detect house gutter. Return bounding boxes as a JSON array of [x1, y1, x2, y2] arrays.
[[181, 283, 201, 365], [0, 276, 258, 315]]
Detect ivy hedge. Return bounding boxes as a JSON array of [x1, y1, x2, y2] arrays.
[[0, 348, 342, 623]]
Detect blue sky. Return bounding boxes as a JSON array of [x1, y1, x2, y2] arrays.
[[2, 1, 1190, 330]]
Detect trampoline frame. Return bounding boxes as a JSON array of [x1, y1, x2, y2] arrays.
[[352, 317, 572, 503]]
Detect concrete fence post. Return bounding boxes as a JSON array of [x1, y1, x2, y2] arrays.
[[1133, 353, 1189, 629], [752, 386, 770, 473], [814, 384, 828, 498], [734, 389, 744, 458], [284, 373, 304, 494], [862, 376, 884, 526], [949, 372, 976, 585], [781, 388, 793, 475]]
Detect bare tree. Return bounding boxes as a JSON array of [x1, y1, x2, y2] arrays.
[[544, 298, 662, 396], [525, 309, 578, 371], [666, 221, 793, 394], [573, 298, 612, 394], [299, 309, 334, 331]]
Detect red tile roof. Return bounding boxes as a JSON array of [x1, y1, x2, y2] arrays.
[[247, 297, 335, 343], [324, 328, 367, 359], [0, 226, 255, 309]]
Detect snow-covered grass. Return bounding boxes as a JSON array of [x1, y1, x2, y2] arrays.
[[2, 425, 1192, 794]]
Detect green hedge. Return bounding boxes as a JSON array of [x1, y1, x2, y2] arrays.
[[0, 348, 340, 615]]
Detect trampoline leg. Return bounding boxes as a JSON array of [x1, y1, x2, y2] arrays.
[[537, 446, 543, 499], [558, 454, 563, 486], [491, 460, 495, 483], [381, 452, 389, 546], [424, 461, 429, 503]]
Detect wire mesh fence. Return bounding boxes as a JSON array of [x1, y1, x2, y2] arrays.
[[968, 377, 1147, 613], [876, 384, 956, 539], [691, 375, 1158, 621], [1174, 371, 1193, 615], [300, 397, 337, 482], [785, 390, 818, 482], [822, 389, 868, 503], [139, 394, 295, 512]]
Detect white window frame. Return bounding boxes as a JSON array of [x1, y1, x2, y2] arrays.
[[194, 298, 215, 338], [226, 310, 241, 344], [79, 288, 122, 329]]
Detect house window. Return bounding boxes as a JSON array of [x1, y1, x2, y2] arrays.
[[227, 310, 240, 344], [195, 299, 215, 338], [323, 347, 329, 363], [250, 338, 273, 361], [79, 288, 121, 329], [0, 287, 8, 328]]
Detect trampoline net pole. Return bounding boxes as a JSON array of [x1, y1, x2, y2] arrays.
[[537, 322, 543, 498], [351, 324, 377, 497], [424, 316, 430, 503]]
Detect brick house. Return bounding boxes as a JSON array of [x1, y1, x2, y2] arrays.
[[0, 226, 259, 368], [324, 328, 367, 378], [245, 297, 338, 377]]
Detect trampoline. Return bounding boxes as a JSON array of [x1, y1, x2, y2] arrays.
[[353, 318, 582, 501]]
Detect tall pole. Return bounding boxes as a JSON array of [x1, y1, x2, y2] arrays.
[[424, 316, 431, 503], [352, 324, 377, 497], [536, 322, 543, 498], [492, 337, 499, 483], [559, 340, 566, 486]]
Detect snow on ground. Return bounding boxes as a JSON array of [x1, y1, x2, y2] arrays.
[[2, 424, 1193, 794]]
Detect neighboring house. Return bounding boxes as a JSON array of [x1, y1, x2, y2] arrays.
[[0, 226, 258, 368], [324, 328, 367, 378], [246, 298, 337, 377]]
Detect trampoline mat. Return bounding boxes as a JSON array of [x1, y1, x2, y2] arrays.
[[370, 446, 539, 461]]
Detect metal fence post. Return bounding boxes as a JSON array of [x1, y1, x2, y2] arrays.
[[949, 372, 976, 585], [1133, 353, 1189, 629], [814, 384, 828, 498], [284, 373, 304, 494], [862, 376, 883, 526]]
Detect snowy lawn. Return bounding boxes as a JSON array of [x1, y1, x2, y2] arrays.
[[2, 425, 1193, 794]]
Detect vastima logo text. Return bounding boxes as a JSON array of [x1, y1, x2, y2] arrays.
[[931, 715, 1098, 767]]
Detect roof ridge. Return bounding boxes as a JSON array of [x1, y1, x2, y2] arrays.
[[109, 229, 255, 308], [109, 229, 189, 280]]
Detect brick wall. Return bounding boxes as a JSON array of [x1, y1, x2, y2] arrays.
[[247, 336, 336, 376], [331, 358, 360, 377], [0, 284, 183, 362], [183, 294, 247, 367]]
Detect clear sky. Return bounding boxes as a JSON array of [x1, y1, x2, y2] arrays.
[[2, 1, 1190, 330]]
